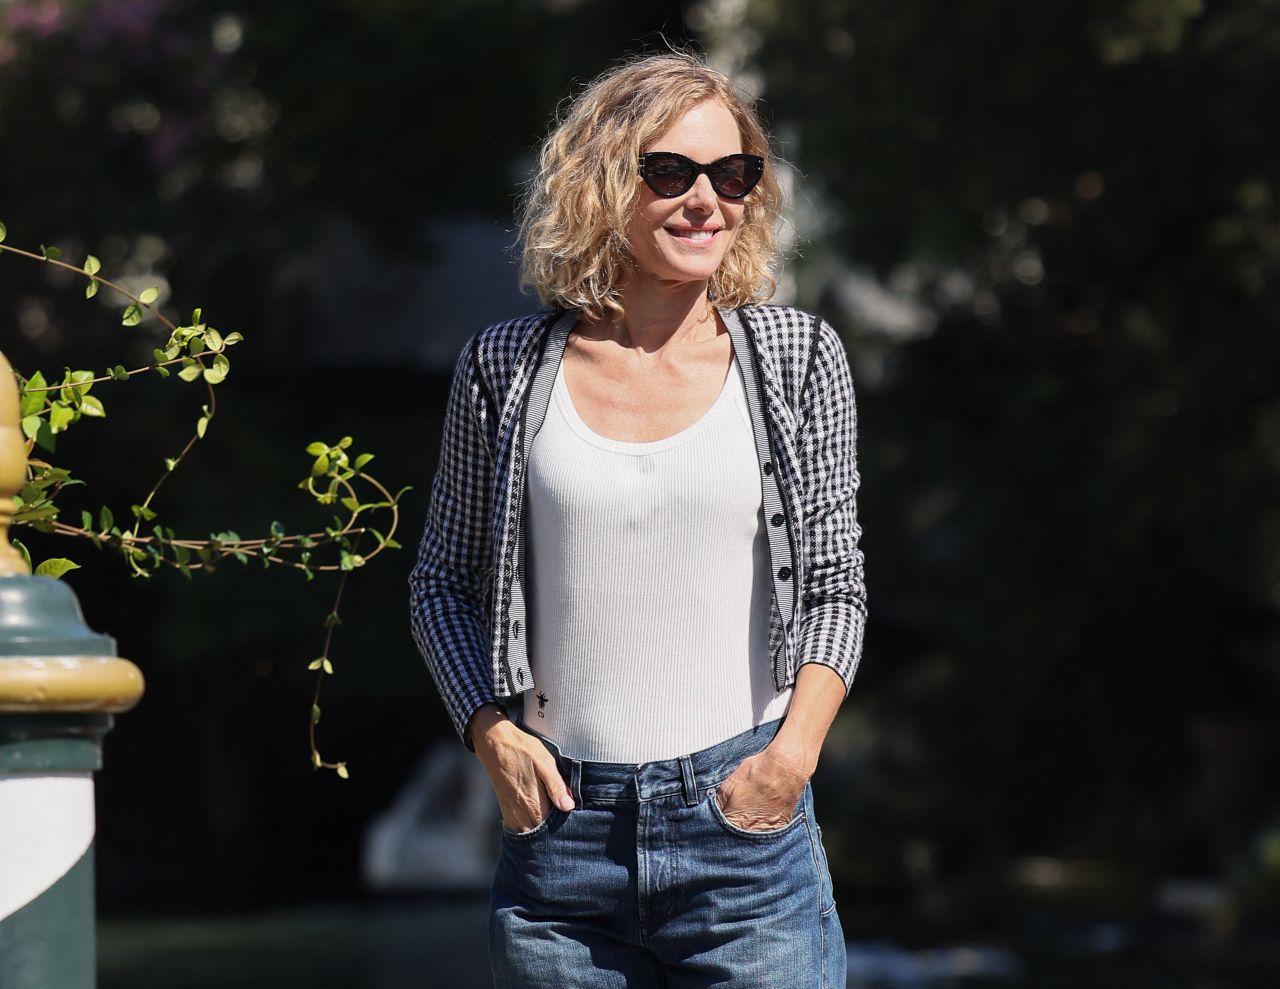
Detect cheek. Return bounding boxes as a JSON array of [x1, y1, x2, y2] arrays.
[[627, 202, 669, 247]]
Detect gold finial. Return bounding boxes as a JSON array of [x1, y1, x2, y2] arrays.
[[0, 350, 32, 575]]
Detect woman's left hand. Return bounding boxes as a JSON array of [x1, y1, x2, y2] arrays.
[[715, 743, 811, 832]]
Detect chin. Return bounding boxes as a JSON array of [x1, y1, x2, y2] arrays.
[[659, 256, 728, 283]]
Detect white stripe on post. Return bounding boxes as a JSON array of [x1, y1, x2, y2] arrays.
[[0, 772, 95, 921]]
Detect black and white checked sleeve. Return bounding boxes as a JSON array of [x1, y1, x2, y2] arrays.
[[795, 319, 867, 691], [408, 337, 500, 743]]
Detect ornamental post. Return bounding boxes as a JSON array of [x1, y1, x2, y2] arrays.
[[0, 350, 145, 987]]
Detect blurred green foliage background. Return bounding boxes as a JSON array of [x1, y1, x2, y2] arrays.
[[1, 0, 1277, 972]]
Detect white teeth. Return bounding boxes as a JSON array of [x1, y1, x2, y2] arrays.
[[671, 229, 715, 241]]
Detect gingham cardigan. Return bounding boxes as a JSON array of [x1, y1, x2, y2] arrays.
[[409, 304, 867, 747]]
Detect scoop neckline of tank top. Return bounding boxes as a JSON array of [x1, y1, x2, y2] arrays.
[[552, 352, 741, 456]]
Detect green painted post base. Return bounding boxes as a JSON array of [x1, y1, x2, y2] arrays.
[[0, 715, 109, 989], [0, 847, 95, 988]]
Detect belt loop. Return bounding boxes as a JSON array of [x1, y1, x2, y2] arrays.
[[679, 755, 698, 807], [569, 759, 583, 807]]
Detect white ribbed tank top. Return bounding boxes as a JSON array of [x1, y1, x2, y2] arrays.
[[523, 350, 792, 762]]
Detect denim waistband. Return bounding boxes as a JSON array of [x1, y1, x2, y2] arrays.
[[516, 719, 784, 808]]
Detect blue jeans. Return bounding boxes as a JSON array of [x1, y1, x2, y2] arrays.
[[489, 718, 847, 988]]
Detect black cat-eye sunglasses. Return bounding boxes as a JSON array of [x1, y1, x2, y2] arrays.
[[637, 152, 765, 200]]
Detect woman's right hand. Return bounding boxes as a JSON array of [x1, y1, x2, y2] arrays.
[[469, 705, 575, 832]]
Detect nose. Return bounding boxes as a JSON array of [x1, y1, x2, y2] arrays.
[[683, 173, 717, 212]]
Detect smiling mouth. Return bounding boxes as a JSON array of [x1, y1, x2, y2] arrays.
[[666, 228, 720, 242]]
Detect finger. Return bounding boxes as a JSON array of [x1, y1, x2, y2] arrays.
[[534, 754, 575, 811]]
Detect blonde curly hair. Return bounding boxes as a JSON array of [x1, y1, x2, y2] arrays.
[[518, 52, 784, 322]]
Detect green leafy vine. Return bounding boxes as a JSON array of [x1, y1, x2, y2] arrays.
[[0, 220, 408, 779]]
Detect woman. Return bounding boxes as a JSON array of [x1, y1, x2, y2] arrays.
[[409, 52, 865, 988]]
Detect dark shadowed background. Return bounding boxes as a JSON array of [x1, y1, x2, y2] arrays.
[[2, 1, 1278, 986]]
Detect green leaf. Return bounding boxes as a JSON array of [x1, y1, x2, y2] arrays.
[[204, 328, 224, 351], [322, 658, 334, 675], [177, 360, 202, 382], [223, 332, 244, 347], [131, 504, 157, 522], [32, 420, 57, 452], [196, 416, 209, 439], [80, 395, 106, 417], [202, 353, 230, 385], [11, 538, 31, 571], [311, 454, 330, 477], [40, 244, 61, 261], [340, 497, 359, 512], [312, 704, 322, 725], [85, 281, 99, 299], [109, 365, 129, 382], [139, 287, 159, 305], [323, 611, 342, 628], [99, 506, 114, 531], [311, 751, 322, 768], [21, 415, 41, 440], [191, 308, 202, 323], [49, 403, 74, 433], [34, 558, 81, 579], [83, 254, 101, 275], [353, 453, 375, 470], [121, 304, 142, 326], [155, 365, 170, 378], [308, 657, 325, 671], [383, 538, 403, 550], [81, 510, 93, 529], [19, 370, 47, 414], [0, 220, 6, 242], [305, 441, 328, 456], [338, 436, 353, 449], [164, 457, 177, 471], [269, 520, 285, 538], [335, 763, 350, 780]]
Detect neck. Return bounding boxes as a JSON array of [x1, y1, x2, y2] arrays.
[[598, 276, 718, 352]]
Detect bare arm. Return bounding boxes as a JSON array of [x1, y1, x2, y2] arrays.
[[715, 638, 847, 830]]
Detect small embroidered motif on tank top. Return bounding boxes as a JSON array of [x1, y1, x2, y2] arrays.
[[535, 692, 549, 717]]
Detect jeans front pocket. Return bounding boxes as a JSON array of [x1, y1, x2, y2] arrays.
[[706, 782, 807, 840], [501, 806, 564, 842]]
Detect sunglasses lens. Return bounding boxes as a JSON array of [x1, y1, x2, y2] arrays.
[[644, 154, 695, 196], [711, 156, 763, 198]]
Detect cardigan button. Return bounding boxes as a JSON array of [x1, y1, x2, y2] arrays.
[[771, 513, 784, 527], [776, 566, 791, 581], [762, 461, 774, 475], [512, 620, 521, 639]]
